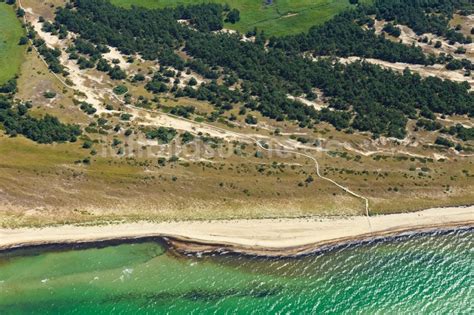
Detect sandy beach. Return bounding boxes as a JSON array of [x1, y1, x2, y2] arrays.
[[0, 205, 472, 257]]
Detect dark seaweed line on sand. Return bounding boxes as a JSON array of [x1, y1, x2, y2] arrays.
[[1, 224, 472, 259]]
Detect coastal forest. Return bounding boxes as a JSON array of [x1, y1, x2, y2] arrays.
[[1, 0, 472, 141], [49, 0, 473, 139]]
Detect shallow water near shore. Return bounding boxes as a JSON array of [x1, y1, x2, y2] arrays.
[[0, 228, 472, 314]]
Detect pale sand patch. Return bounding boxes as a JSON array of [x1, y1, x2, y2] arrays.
[[102, 46, 131, 70], [26, 9, 61, 49], [213, 28, 256, 43], [282, 13, 298, 19], [24, 7, 110, 112], [438, 116, 474, 128], [374, 20, 474, 58], [433, 153, 448, 161], [287, 94, 328, 111], [214, 28, 237, 35], [338, 57, 473, 87], [60, 55, 108, 111], [342, 144, 431, 159], [177, 19, 190, 25], [0, 206, 472, 256], [129, 107, 248, 141]]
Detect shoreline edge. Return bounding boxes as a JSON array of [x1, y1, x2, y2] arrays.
[[1, 205, 473, 257]]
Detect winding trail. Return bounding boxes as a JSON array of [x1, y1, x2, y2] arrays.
[[17, 0, 372, 227], [255, 144, 371, 223]]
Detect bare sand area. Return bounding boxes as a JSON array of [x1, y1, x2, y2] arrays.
[[0, 206, 472, 257], [338, 57, 473, 88]]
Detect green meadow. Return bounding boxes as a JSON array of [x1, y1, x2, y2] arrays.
[[0, 2, 25, 85], [110, 0, 372, 37]]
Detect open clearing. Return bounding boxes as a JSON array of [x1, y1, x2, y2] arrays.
[[0, 2, 25, 85], [111, 0, 373, 37]]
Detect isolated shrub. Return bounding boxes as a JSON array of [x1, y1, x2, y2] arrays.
[[43, 91, 57, 99], [113, 85, 128, 95]]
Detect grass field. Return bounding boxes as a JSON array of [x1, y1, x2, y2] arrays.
[[0, 2, 25, 85], [111, 0, 372, 37]]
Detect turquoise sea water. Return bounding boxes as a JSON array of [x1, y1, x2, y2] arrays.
[[0, 228, 472, 314]]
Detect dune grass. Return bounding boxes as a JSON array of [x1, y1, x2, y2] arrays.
[[110, 0, 372, 37], [0, 2, 25, 85]]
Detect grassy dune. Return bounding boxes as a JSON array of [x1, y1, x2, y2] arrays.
[[110, 0, 372, 36], [0, 2, 25, 85]]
